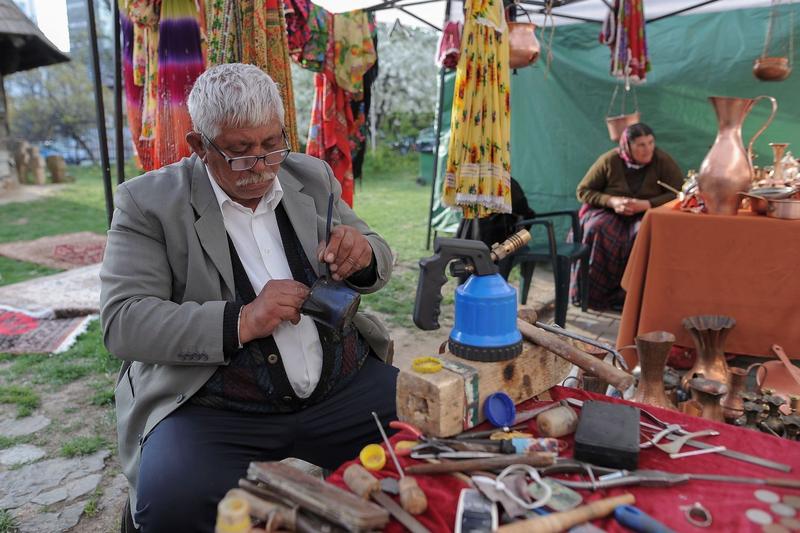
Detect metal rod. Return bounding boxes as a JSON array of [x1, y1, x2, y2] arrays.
[[424, 0, 451, 250], [113, 0, 125, 185], [535, 321, 628, 370], [397, 6, 442, 31], [647, 0, 721, 23], [371, 411, 405, 478], [87, 0, 114, 228]]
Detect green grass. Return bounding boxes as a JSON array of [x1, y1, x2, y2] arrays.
[[0, 434, 31, 450], [82, 487, 103, 518], [0, 509, 18, 533], [0, 385, 40, 418], [0, 257, 59, 287], [0, 321, 117, 388], [60, 435, 108, 458]]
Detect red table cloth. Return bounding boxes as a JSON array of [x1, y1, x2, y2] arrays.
[[328, 387, 800, 532]]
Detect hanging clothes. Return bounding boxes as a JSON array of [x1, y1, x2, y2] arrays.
[[283, 0, 310, 60], [332, 11, 377, 98], [205, 0, 300, 151], [288, 0, 329, 72], [306, 11, 355, 207], [349, 18, 378, 181], [153, 0, 205, 169], [437, 20, 462, 69], [119, 0, 160, 170], [600, 0, 649, 82], [443, 0, 512, 219]]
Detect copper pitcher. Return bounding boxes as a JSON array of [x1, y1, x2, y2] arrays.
[[689, 377, 728, 424], [680, 315, 736, 390], [722, 367, 752, 423], [632, 331, 676, 410], [697, 96, 778, 215]]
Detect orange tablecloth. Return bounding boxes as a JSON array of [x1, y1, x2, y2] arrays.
[[617, 201, 800, 368]]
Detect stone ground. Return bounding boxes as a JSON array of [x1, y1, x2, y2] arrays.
[[0, 266, 620, 533]]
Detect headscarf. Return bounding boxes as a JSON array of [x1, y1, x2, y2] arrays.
[[617, 122, 654, 169]]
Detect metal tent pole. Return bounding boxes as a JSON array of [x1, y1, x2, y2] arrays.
[[113, 0, 125, 185], [87, 0, 113, 228], [425, 0, 453, 250]]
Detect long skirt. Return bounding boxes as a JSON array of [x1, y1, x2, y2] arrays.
[[570, 205, 644, 310]]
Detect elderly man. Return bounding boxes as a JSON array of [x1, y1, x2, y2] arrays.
[[101, 63, 397, 532]]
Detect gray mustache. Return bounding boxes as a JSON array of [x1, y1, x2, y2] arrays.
[[236, 172, 277, 187]]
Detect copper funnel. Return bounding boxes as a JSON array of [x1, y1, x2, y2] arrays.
[[680, 315, 736, 390], [689, 377, 728, 423], [697, 96, 777, 215], [632, 331, 677, 410]]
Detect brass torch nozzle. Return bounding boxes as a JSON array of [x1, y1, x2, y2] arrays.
[[490, 229, 531, 262]]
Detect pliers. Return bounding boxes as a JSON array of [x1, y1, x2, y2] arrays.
[[540, 459, 690, 490]]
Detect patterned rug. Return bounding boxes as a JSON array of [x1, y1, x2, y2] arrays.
[[0, 232, 106, 270], [0, 307, 95, 354], [0, 264, 100, 315]]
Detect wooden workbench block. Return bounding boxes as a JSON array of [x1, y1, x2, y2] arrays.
[[395, 342, 572, 437]]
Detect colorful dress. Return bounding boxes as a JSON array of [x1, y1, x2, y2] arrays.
[[600, 0, 649, 81], [443, 0, 512, 219]]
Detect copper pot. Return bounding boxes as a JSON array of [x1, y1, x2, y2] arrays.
[[508, 21, 540, 69], [689, 377, 728, 423], [753, 56, 792, 82], [606, 112, 641, 142], [632, 331, 677, 410], [680, 315, 736, 390]]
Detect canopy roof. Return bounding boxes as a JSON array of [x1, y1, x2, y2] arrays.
[[317, 0, 780, 30], [0, 0, 70, 75]]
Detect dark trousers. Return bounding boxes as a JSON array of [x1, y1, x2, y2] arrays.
[[134, 357, 398, 533]]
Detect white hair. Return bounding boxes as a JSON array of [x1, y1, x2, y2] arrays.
[[187, 63, 285, 140]]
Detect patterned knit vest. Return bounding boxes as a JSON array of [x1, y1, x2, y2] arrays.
[[191, 203, 369, 413]]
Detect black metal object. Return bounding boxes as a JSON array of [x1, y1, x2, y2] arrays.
[[113, 0, 125, 185], [87, 0, 113, 228]]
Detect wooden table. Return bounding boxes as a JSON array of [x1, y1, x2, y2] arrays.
[[617, 201, 800, 368]]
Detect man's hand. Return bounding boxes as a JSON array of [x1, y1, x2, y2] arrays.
[[317, 225, 374, 281], [238, 280, 310, 344]]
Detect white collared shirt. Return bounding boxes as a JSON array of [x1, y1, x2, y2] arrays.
[[206, 166, 323, 398]]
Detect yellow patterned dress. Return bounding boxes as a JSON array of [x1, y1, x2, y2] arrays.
[[443, 0, 512, 219]]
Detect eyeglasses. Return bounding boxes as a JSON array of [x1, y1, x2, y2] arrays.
[[202, 130, 290, 171]]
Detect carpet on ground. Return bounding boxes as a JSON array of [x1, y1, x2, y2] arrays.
[[0, 232, 106, 270], [0, 306, 95, 354]]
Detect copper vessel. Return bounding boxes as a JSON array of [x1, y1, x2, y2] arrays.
[[606, 112, 641, 142], [680, 315, 736, 390], [753, 56, 792, 82], [722, 367, 750, 422], [769, 142, 790, 184], [689, 377, 728, 424], [696, 96, 778, 215], [680, 399, 703, 418], [632, 331, 676, 410]]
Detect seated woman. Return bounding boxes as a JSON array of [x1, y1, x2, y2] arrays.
[[571, 123, 683, 311]]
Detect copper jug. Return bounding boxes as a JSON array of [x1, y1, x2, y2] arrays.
[[632, 331, 676, 410], [680, 315, 736, 390], [697, 96, 778, 215], [689, 377, 728, 424], [722, 365, 760, 423]]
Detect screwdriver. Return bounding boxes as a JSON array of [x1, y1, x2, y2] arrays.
[[371, 411, 428, 515]]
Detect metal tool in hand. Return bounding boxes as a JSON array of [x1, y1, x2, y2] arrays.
[[371, 412, 428, 515], [565, 397, 792, 472], [300, 193, 361, 331]]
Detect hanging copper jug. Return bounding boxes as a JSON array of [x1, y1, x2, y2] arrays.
[[680, 315, 736, 390], [696, 96, 778, 215], [632, 331, 677, 410]]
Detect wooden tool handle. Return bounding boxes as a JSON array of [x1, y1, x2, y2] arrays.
[[517, 319, 634, 391], [768, 478, 800, 489], [405, 452, 555, 475], [497, 493, 635, 533], [343, 463, 380, 499], [398, 477, 428, 515]]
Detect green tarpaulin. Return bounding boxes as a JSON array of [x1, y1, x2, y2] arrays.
[[429, 5, 800, 241]]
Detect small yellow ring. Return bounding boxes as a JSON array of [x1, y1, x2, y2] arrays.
[[412, 356, 443, 374], [359, 444, 386, 471]]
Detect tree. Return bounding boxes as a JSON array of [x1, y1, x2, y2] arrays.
[[5, 60, 110, 163]]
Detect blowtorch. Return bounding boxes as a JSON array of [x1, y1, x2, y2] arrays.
[[413, 229, 531, 362]]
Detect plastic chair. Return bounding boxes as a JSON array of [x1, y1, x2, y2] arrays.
[[511, 210, 590, 327]]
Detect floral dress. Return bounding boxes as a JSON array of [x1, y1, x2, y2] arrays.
[[443, 0, 512, 219]]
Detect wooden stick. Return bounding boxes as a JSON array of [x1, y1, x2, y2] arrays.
[[517, 319, 634, 391], [405, 452, 555, 475], [497, 493, 635, 533]]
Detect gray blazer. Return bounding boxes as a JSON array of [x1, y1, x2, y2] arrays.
[[100, 153, 392, 511]]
